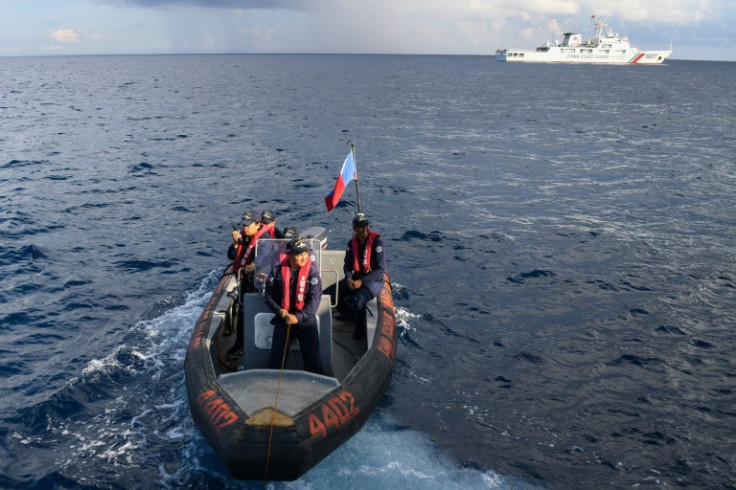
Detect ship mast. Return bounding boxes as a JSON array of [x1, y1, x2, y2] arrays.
[[593, 19, 604, 44]]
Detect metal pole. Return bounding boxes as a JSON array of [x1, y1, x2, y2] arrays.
[[349, 141, 362, 214]]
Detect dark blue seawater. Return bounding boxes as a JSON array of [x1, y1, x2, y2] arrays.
[[1, 54, 735, 489]]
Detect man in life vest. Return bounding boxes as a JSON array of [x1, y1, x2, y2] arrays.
[[265, 238, 324, 374], [259, 210, 282, 239], [338, 213, 386, 338], [227, 210, 281, 290], [228, 211, 256, 268]]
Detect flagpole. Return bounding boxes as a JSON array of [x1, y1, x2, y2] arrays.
[[348, 140, 362, 213]]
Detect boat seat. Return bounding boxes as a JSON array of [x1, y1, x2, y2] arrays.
[[209, 275, 238, 342], [242, 294, 334, 376], [319, 250, 344, 307], [320, 250, 344, 291]]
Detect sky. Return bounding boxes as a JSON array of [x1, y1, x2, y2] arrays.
[[0, 0, 734, 61]]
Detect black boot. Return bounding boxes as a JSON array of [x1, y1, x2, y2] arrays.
[[352, 312, 367, 340], [226, 319, 244, 361]]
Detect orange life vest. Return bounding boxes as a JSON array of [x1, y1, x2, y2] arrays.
[[351, 231, 381, 274], [280, 257, 312, 312]]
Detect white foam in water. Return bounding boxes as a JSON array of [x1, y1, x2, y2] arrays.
[[45, 270, 221, 481], [293, 413, 514, 489], [81, 352, 123, 377], [136, 268, 221, 365], [395, 305, 420, 334]]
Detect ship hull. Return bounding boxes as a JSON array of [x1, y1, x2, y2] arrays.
[[497, 48, 671, 64]]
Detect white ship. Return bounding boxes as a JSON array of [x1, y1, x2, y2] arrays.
[[496, 18, 672, 64]]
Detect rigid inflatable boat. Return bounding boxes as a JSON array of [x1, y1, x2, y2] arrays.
[[185, 226, 396, 480]]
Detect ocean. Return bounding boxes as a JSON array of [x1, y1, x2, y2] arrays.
[[1, 54, 734, 489]]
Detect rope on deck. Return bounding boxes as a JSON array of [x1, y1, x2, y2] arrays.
[[264, 322, 291, 483]]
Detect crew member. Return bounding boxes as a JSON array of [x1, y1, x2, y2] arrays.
[[259, 210, 283, 239], [229, 210, 281, 283], [227, 210, 259, 275], [265, 238, 324, 375], [338, 213, 387, 338]]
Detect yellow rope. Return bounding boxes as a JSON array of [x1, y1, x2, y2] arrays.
[[264, 322, 291, 483]]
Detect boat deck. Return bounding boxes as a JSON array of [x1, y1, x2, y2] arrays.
[[205, 247, 378, 417], [218, 369, 339, 417], [210, 305, 373, 418]]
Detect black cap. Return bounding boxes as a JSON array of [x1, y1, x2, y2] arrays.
[[352, 213, 370, 227], [286, 238, 309, 255], [239, 210, 257, 226], [282, 226, 299, 239], [261, 210, 275, 224]]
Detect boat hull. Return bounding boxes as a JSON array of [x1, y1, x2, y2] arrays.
[[185, 264, 397, 481], [496, 48, 672, 64]]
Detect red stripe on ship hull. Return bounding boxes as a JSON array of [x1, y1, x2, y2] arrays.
[[632, 53, 646, 64]]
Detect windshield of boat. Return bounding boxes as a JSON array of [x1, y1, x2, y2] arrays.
[[253, 238, 322, 291]]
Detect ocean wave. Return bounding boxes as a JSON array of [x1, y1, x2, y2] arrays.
[[0, 245, 47, 266], [1, 269, 219, 487], [0, 159, 48, 169], [112, 259, 179, 273]]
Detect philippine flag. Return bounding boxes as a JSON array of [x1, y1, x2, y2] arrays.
[[324, 151, 357, 212]]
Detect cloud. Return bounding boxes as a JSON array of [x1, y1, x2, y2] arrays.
[[51, 29, 82, 43], [49, 29, 108, 48], [104, 0, 325, 10], [78, 0, 727, 58], [583, 0, 718, 24], [102, 0, 721, 26]]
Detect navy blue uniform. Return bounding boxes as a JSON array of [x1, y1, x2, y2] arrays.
[[343, 234, 386, 299], [337, 234, 386, 321], [265, 262, 324, 375]]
